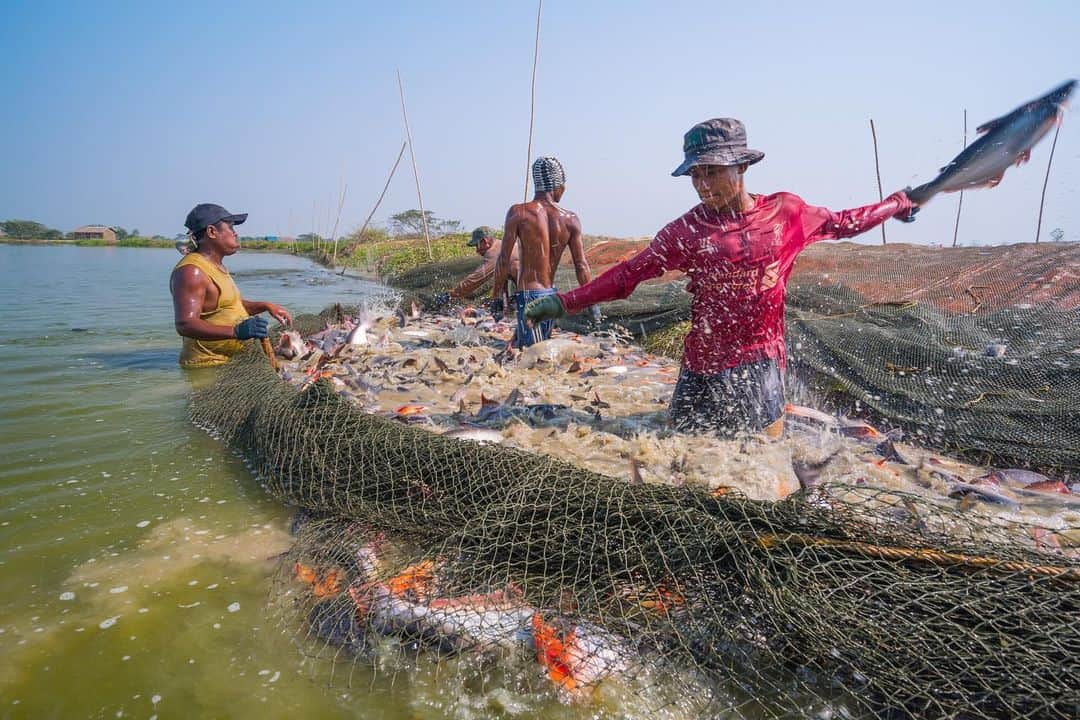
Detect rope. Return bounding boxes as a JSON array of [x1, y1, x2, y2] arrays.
[[757, 533, 1079, 581]]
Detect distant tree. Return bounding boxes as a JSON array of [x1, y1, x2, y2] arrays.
[[1050, 228, 1065, 243], [388, 209, 463, 237], [297, 232, 323, 243], [436, 218, 463, 235], [1, 219, 61, 239]]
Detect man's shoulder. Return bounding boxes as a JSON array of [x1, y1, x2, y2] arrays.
[[758, 191, 806, 209], [655, 204, 708, 242]]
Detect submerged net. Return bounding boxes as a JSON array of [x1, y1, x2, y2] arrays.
[[191, 330, 1079, 718]]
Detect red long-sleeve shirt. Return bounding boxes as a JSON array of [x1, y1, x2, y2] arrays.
[[560, 191, 913, 374]]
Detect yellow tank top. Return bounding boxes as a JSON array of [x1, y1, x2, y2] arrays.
[[174, 253, 250, 367]]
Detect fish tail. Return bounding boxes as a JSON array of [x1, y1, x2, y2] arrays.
[[904, 179, 940, 206]]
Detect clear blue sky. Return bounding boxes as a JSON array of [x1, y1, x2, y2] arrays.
[[2, 0, 1077, 244]]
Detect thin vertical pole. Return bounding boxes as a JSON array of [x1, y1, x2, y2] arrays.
[[1035, 121, 1062, 244], [397, 69, 432, 260], [524, 0, 544, 202], [952, 109, 967, 248], [330, 181, 348, 266], [869, 118, 886, 245]]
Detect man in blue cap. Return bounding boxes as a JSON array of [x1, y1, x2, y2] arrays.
[[170, 203, 292, 367], [525, 119, 919, 437]]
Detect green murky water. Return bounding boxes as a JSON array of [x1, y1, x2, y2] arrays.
[[0, 245, 412, 719]]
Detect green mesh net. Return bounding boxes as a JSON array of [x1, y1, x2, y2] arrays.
[[191, 320, 1079, 719]]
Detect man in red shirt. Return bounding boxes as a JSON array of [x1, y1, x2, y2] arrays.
[[525, 118, 917, 437]]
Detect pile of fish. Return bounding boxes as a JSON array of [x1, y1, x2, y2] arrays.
[[271, 301, 1078, 524], [289, 522, 662, 705], [271, 301, 1078, 707]]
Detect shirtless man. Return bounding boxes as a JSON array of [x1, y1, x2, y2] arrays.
[[491, 156, 597, 347], [170, 203, 292, 368]]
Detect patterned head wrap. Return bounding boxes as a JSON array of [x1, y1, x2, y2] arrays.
[[531, 156, 565, 193]]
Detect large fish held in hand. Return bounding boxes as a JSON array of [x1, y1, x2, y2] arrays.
[[906, 79, 1075, 206]]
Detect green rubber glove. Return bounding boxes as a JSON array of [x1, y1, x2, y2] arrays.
[[524, 295, 566, 323]]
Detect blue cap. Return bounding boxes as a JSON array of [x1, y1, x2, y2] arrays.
[[184, 203, 248, 236]]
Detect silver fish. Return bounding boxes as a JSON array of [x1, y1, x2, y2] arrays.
[[443, 427, 504, 444], [907, 80, 1076, 206], [357, 584, 535, 654]]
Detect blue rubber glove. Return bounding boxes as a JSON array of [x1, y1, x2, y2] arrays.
[[234, 316, 269, 340], [433, 292, 451, 308], [524, 295, 565, 323]]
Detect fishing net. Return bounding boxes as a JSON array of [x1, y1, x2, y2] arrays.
[[560, 241, 1080, 473], [190, 331, 1079, 719]]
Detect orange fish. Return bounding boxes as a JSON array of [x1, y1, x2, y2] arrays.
[[293, 562, 344, 598], [636, 584, 685, 617], [530, 614, 633, 701], [385, 559, 437, 600], [395, 404, 426, 416], [531, 614, 578, 694], [1026, 480, 1070, 494]]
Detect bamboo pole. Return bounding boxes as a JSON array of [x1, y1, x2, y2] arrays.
[[1035, 121, 1063, 244], [397, 69, 432, 261], [524, 0, 544, 201], [260, 338, 278, 370], [952, 110, 967, 247], [869, 118, 886, 245], [329, 181, 349, 267], [334, 140, 406, 276]]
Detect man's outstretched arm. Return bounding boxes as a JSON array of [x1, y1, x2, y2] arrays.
[[565, 215, 592, 288], [803, 190, 916, 245], [491, 208, 519, 301]]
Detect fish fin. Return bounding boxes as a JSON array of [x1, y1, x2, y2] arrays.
[[975, 109, 1014, 135], [1015, 149, 1031, 166], [986, 172, 1005, 188]]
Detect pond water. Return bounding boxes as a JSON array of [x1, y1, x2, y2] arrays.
[[0, 245, 420, 718]]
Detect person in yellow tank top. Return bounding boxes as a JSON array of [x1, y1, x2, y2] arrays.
[[170, 203, 293, 368]]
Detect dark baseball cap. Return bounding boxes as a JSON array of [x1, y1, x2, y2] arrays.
[[467, 226, 494, 247], [671, 118, 764, 176], [184, 203, 248, 236]]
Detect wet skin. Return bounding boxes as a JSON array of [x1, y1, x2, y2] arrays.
[[492, 186, 592, 298], [170, 220, 292, 340], [689, 163, 754, 214]]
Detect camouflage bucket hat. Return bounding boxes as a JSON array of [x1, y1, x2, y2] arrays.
[[672, 118, 764, 176]]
